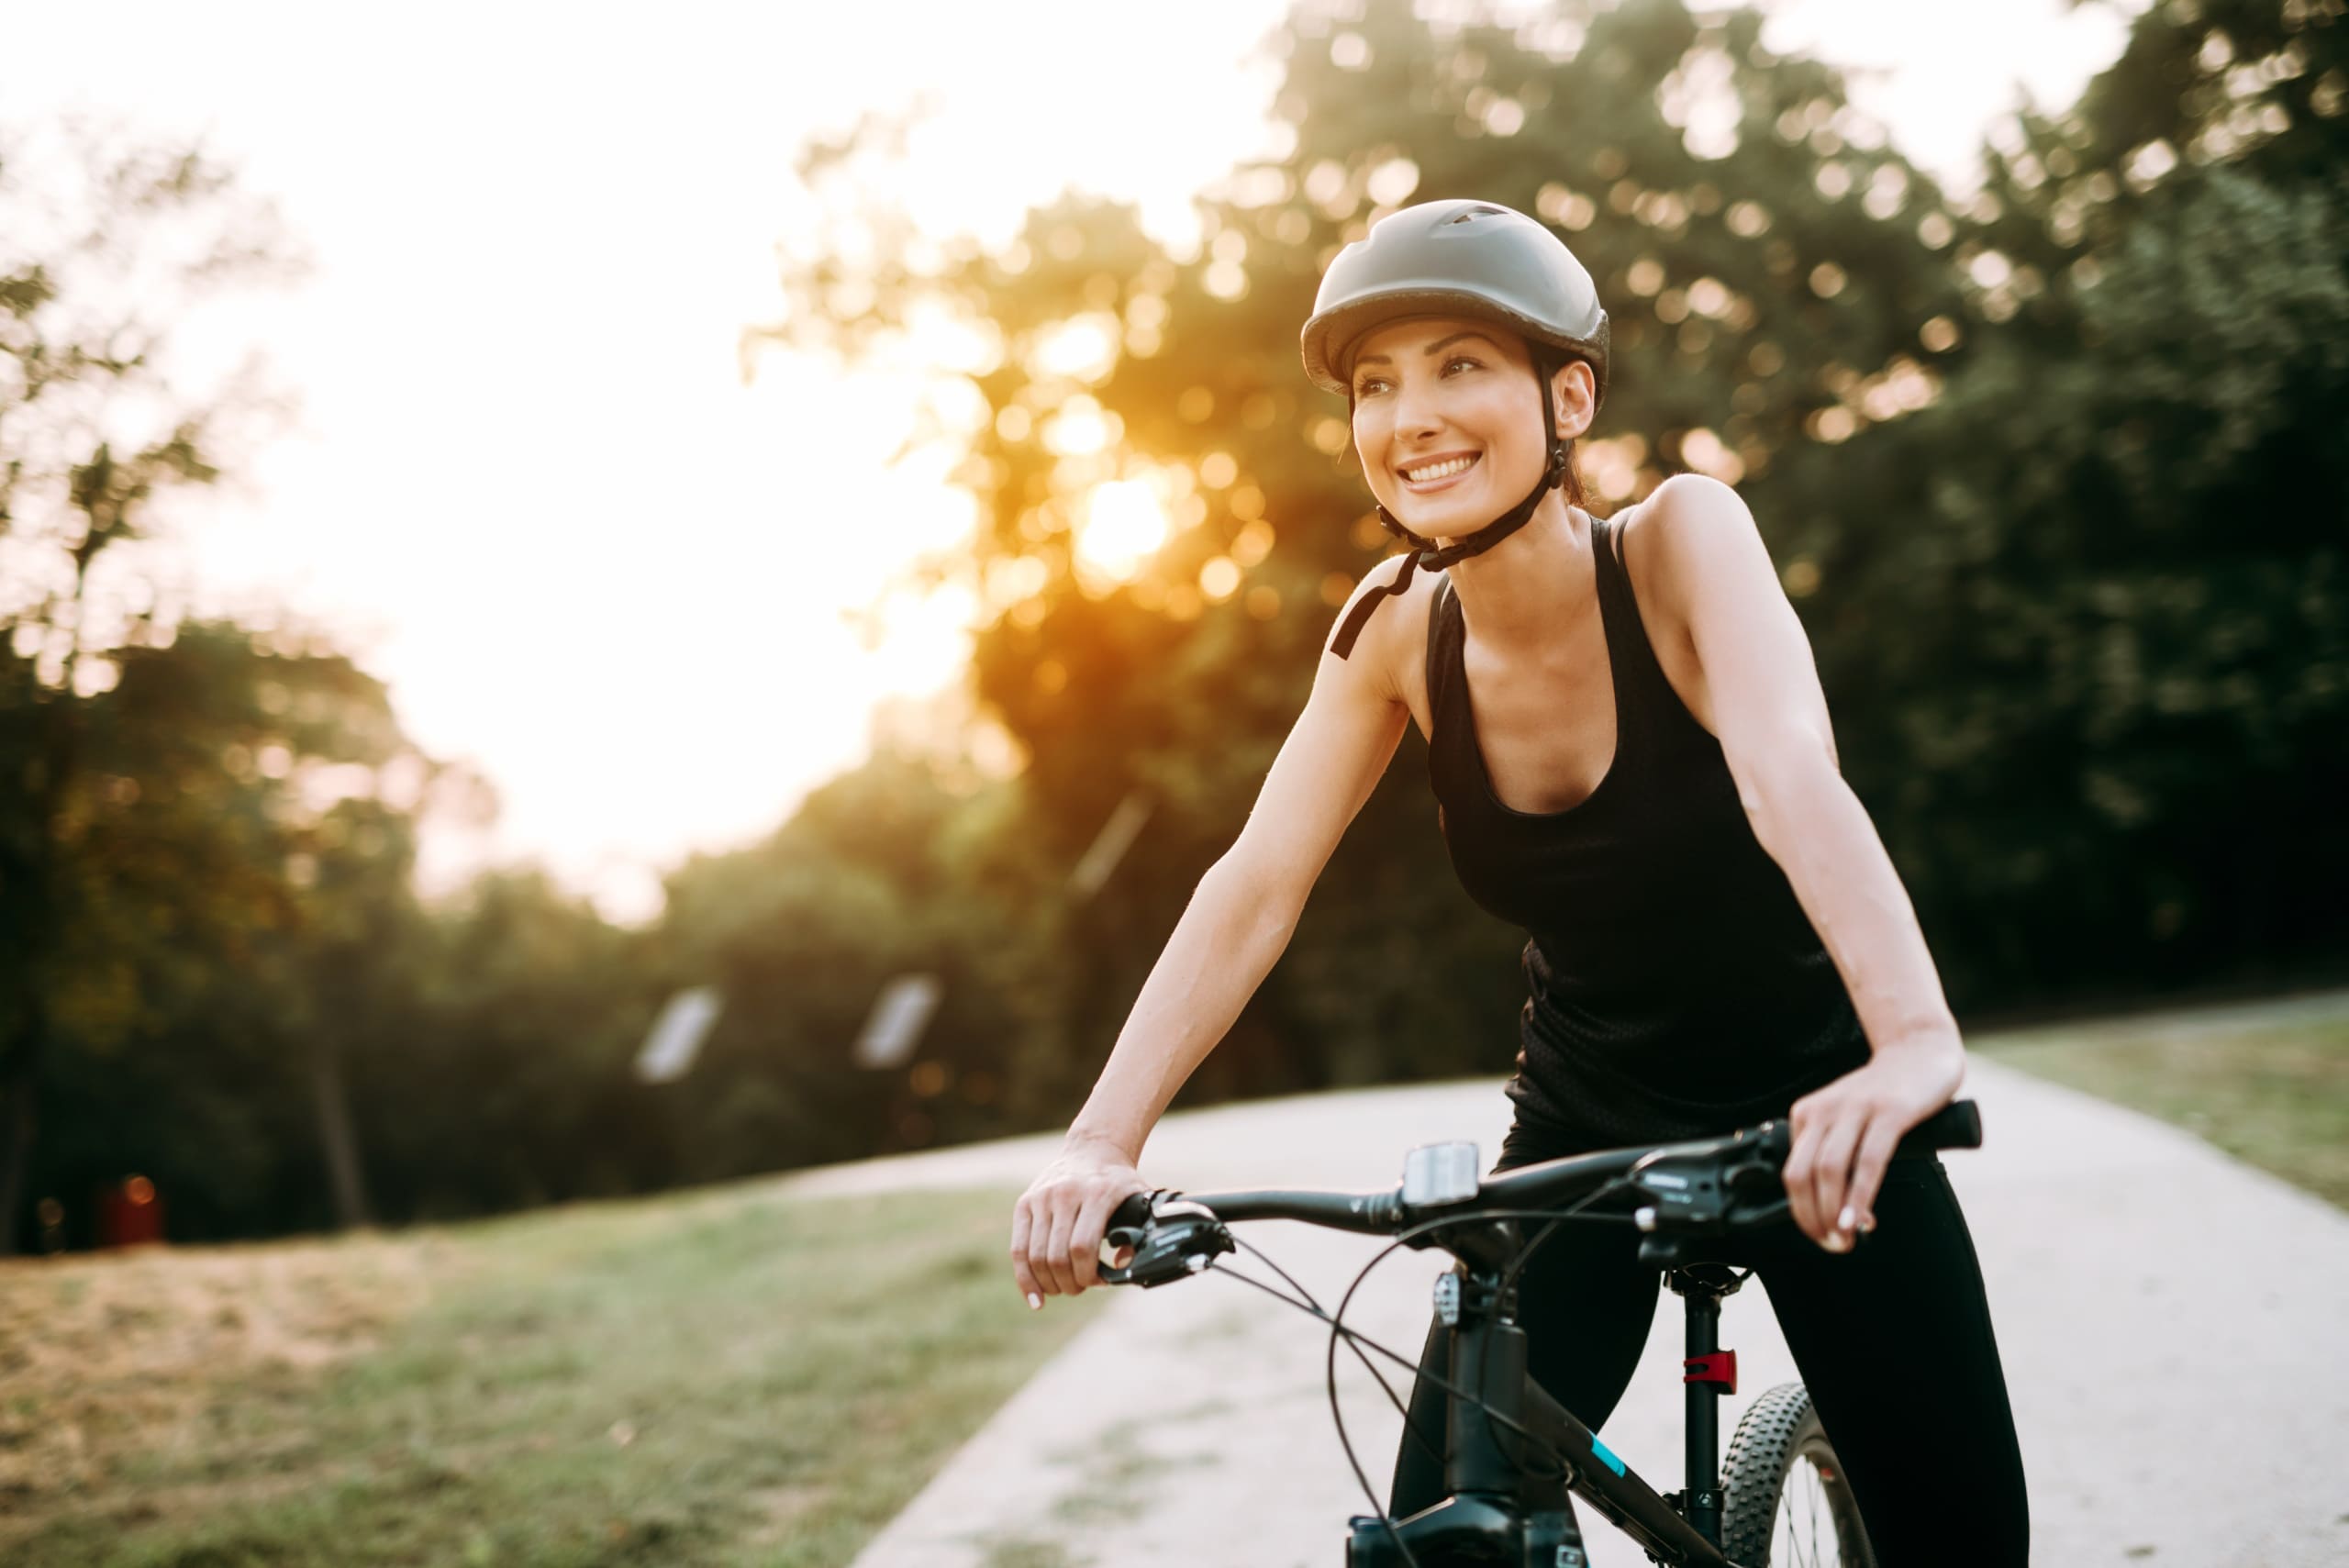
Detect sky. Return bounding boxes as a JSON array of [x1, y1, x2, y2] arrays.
[[2, 0, 2141, 920]]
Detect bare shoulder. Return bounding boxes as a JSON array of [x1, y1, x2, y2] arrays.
[[1613, 474, 1777, 618], [1322, 551, 1441, 706]]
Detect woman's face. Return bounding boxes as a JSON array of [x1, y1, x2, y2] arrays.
[[1348, 315, 1588, 539]]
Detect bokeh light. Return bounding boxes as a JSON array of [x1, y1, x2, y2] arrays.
[[1075, 480, 1170, 588], [0, 0, 2161, 926]]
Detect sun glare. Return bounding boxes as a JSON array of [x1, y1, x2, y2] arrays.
[[1075, 480, 1170, 585], [4, 0, 2134, 919], [1033, 315, 1119, 382]]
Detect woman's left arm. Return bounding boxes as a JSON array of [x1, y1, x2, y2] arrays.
[[1634, 475, 1965, 1253]]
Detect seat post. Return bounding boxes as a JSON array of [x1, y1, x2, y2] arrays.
[[1666, 1264, 1745, 1549]]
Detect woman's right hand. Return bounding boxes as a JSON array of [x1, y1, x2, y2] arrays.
[[1009, 1136, 1150, 1309]]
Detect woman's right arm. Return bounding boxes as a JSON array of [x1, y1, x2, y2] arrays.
[[1009, 564, 1419, 1307]]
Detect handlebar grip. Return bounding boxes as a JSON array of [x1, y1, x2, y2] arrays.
[[1898, 1098, 1982, 1154], [1097, 1189, 1161, 1285], [1097, 1191, 1233, 1288], [1108, 1190, 1156, 1232]]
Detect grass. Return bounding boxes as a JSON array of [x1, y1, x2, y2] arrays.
[[0, 1180, 1105, 1567], [1976, 996, 2349, 1209], [3, 996, 2341, 1566]]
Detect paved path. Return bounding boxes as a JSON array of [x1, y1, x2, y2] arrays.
[[807, 1003, 2349, 1567]]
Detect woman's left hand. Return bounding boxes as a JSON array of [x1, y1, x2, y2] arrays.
[[1782, 1040, 1965, 1251]]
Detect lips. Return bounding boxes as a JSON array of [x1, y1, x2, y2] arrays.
[[1397, 451, 1481, 489]]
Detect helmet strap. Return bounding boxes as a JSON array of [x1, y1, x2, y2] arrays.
[[1329, 361, 1570, 661]]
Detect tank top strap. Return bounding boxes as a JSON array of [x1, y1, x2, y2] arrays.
[[1589, 514, 1685, 746], [1423, 568, 1459, 711], [1422, 569, 1478, 814]]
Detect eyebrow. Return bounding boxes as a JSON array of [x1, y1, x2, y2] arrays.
[[1352, 330, 1499, 370]]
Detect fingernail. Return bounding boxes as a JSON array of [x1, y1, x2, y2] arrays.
[[1026, 1293, 1041, 1311], [1859, 1212, 1877, 1234], [1826, 1231, 1852, 1253], [1837, 1206, 1856, 1232]]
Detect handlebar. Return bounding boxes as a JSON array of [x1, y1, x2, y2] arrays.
[[1099, 1098, 1981, 1285]]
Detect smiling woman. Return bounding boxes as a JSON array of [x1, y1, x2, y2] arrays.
[[1011, 195, 2032, 1563]]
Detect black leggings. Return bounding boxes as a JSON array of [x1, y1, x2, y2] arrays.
[[1389, 1127, 2032, 1565]]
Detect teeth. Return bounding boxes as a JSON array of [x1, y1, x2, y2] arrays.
[[1403, 454, 1477, 482]]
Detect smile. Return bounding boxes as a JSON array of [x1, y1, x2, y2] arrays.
[[1399, 452, 1481, 485]]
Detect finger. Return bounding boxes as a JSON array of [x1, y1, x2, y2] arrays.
[[1845, 1123, 1903, 1236], [1043, 1201, 1081, 1297], [1783, 1092, 1828, 1237], [1070, 1185, 1125, 1290], [1809, 1113, 1865, 1250], [1009, 1200, 1038, 1295], [1787, 1089, 1822, 1140], [1102, 1182, 1152, 1272], [1781, 1119, 1823, 1241]]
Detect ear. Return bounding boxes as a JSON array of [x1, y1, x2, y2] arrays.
[[1550, 358, 1597, 441]]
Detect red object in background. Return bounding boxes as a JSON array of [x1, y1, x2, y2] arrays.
[[98, 1174, 164, 1248]]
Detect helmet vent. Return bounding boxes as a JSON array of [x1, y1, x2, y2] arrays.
[[1446, 205, 1508, 224]]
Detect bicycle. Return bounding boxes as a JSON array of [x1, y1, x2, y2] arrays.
[[1098, 1098, 1985, 1566]]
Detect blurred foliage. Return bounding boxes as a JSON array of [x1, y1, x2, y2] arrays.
[[642, 752, 1059, 1174], [762, 0, 2004, 1102], [13, 628, 432, 1240], [760, 0, 2348, 1101], [1821, 0, 2349, 997], [5, 0, 2345, 1249], [0, 122, 330, 1251]]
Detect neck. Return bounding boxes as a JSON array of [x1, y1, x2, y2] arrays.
[[1441, 492, 1593, 651]]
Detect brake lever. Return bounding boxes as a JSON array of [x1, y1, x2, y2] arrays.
[[1097, 1195, 1233, 1288], [1633, 1193, 1794, 1266], [1725, 1196, 1792, 1230], [1628, 1152, 1729, 1233], [1629, 1124, 1796, 1264]]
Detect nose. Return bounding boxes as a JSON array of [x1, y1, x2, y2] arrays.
[[1388, 372, 1444, 441]]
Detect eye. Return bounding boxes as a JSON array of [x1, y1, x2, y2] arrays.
[[1441, 354, 1482, 375], [1353, 373, 1391, 397]]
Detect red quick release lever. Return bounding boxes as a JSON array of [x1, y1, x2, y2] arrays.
[[1684, 1350, 1737, 1394]]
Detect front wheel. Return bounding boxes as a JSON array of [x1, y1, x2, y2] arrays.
[[1718, 1382, 1876, 1567]]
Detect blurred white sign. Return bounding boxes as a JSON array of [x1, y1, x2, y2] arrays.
[[1069, 789, 1152, 901], [634, 986, 725, 1084], [853, 973, 943, 1071]]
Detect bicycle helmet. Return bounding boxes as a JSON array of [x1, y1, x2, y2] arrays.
[[1301, 198, 1611, 658]]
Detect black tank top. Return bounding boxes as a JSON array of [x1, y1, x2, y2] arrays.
[[1424, 514, 1867, 1151]]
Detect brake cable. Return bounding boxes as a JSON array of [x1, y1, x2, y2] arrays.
[[1207, 1231, 1449, 1475], [1324, 1189, 1645, 1568], [1115, 1173, 1652, 1565]]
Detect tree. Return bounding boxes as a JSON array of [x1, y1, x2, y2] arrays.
[[0, 121, 303, 1250], [1816, 0, 2349, 1000], [767, 0, 2349, 1095], [648, 747, 1061, 1171], [763, 0, 1988, 1099], [19, 624, 438, 1242]]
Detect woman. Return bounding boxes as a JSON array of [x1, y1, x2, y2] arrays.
[[1009, 199, 2029, 1561]]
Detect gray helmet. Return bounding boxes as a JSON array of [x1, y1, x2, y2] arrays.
[[1299, 198, 1609, 406]]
